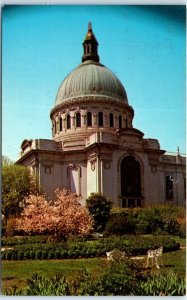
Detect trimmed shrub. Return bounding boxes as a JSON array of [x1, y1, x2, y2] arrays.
[[86, 193, 112, 232], [5, 251, 12, 260], [17, 251, 24, 260], [11, 251, 18, 260], [24, 251, 30, 259], [41, 250, 48, 259], [55, 250, 62, 259], [78, 249, 87, 258], [1, 235, 180, 260], [60, 250, 68, 259], [1, 252, 6, 260], [96, 248, 103, 257], [74, 249, 81, 258], [67, 250, 74, 259], [35, 250, 42, 259], [29, 251, 35, 259], [47, 250, 55, 259], [90, 248, 97, 257]]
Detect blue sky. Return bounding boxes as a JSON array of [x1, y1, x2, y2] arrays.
[[2, 5, 186, 161]]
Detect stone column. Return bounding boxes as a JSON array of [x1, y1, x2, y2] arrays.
[[72, 116, 75, 128], [93, 114, 97, 126], [96, 156, 101, 193], [62, 118, 66, 131]]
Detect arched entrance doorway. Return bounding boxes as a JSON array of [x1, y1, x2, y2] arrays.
[[121, 156, 141, 207]]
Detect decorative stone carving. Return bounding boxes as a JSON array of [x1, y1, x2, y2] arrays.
[[104, 161, 110, 169], [67, 164, 82, 196], [91, 162, 95, 171], [151, 165, 157, 173], [44, 165, 51, 175]]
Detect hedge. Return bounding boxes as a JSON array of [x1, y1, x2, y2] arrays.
[[1, 235, 180, 260]]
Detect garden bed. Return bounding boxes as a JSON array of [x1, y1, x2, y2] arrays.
[[1, 235, 180, 260], [2, 248, 186, 295]]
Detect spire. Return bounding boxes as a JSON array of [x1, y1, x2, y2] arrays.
[[176, 146, 181, 164], [177, 146, 180, 156], [82, 22, 100, 63], [88, 21, 92, 31], [176, 146, 181, 159]]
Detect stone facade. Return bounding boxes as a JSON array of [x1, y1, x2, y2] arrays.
[[17, 24, 186, 208]]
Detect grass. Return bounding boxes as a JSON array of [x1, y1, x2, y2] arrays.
[[147, 248, 186, 278], [2, 247, 185, 293], [2, 258, 102, 291]]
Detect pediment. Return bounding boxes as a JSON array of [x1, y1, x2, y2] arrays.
[[116, 127, 144, 138]]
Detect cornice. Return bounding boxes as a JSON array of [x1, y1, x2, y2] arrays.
[[50, 96, 134, 118], [116, 127, 144, 138]]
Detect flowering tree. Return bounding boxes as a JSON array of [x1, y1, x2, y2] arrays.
[[16, 189, 93, 238]]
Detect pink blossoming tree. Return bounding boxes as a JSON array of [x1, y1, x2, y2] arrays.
[[16, 189, 93, 238]]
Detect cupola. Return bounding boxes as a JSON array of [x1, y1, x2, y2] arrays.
[[82, 22, 99, 63]]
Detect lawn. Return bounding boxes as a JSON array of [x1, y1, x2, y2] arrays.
[[2, 257, 102, 291], [2, 248, 186, 293]]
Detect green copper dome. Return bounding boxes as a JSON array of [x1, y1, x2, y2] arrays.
[[55, 23, 128, 106]]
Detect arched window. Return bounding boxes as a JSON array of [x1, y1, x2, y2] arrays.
[[109, 113, 114, 127], [87, 112, 92, 126], [121, 156, 141, 207], [98, 112, 103, 127], [67, 114, 71, 129], [59, 117, 63, 131], [76, 112, 81, 127], [119, 115, 122, 129]]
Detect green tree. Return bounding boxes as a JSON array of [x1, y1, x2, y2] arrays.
[[86, 193, 112, 232], [2, 160, 35, 223]]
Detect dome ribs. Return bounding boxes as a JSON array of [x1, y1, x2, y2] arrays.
[[55, 61, 128, 103]]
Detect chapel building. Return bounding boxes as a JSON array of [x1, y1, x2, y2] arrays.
[[17, 23, 186, 208]]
